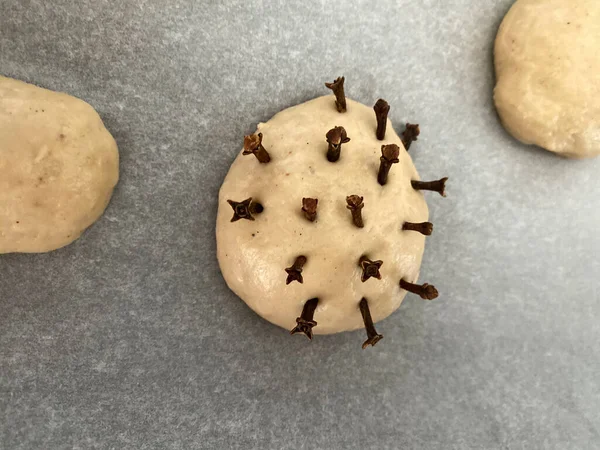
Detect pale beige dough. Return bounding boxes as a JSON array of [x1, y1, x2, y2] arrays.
[[494, 0, 600, 158], [0, 76, 119, 253], [217, 95, 429, 334]]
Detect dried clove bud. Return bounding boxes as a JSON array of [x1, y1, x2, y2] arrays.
[[227, 198, 264, 222], [401, 124, 420, 151], [325, 126, 351, 162], [290, 298, 319, 340], [243, 132, 271, 163], [359, 298, 383, 349], [325, 76, 347, 112], [400, 279, 439, 300], [346, 195, 365, 228], [373, 99, 390, 140], [377, 144, 400, 186], [402, 221, 434, 236], [359, 256, 383, 282], [411, 178, 448, 197], [285, 256, 307, 285], [302, 198, 318, 222]]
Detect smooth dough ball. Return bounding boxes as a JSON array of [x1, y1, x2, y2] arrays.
[[217, 95, 429, 335], [0, 76, 119, 253], [494, 0, 600, 158]]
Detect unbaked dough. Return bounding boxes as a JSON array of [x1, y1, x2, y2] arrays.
[[216, 95, 431, 335], [0, 76, 119, 253], [494, 0, 600, 158]]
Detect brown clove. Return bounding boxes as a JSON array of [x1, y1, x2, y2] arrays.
[[302, 198, 318, 222], [325, 76, 347, 112], [377, 144, 400, 186], [346, 195, 365, 228], [411, 178, 448, 197], [403, 221, 434, 236], [359, 256, 383, 282], [400, 279, 439, 300], [325, 126, 350, 162], [359, 298, 383, 349], [285, 256, 307, 285], [401, 124, 420, 151], [373, 99, 390, 140], [290, 298, 319, 340], [243, 133, 271, 163], [227, 198, 264, 222]]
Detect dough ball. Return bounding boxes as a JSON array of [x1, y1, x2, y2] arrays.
[[0, 76, 119, 253], [494, 0, 600, 158], [217, 95, 431, 335]]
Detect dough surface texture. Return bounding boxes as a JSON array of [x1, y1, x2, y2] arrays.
[[494, 0, 600, 158], [0, 76, 119, 253], [217, 95, 429, 334]]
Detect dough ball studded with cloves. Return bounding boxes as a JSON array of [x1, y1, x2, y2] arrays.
[[217, 77, 447, 348]]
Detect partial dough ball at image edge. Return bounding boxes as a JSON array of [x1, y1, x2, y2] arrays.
[[0, 76, 119, 253], [494, 0, 600, 158], [217, 78, 448, 347]]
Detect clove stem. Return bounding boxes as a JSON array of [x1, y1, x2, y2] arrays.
[[411, 178, 448, 197], [402, 221, 433, 236], [359, 298, 383, 349]]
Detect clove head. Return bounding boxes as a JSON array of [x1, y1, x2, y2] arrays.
[[359, 256, 383, 282], [243, 134, 261, 154], [401, 124, 420, 151], [419, 283, 439, 300], [243, 132, 271, 163], [381, 144, 400, 163], [346, 195, 364, 210], [227, 198, 263, 222], [302, 198, 318, 222], [326, 126, 350, 146]]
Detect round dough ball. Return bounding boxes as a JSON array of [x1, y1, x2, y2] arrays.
[[217, 95, 430, 335], [0, 76, 119, 253], [494, 0, 600, 158]]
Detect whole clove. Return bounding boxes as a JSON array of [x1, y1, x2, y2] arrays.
[[373, 99, 390, 140], [243, 133, 271, 163], [359, 256, 383, 282], [399, 279, 439, 300], [285, 256, 307, 285], [346, 195, 365, 228], [377, 144, 400, 186], [290, 298, 319, 340], [401, 124, 420, 151], [359, 298, 383, 349], [411, 178, 448, 197], [325, 76, 347, 112], [325, 126, 350, 162], [227, 198, 264, 222]]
